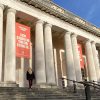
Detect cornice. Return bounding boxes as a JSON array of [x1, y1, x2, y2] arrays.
[[18, 0, 100, 37]]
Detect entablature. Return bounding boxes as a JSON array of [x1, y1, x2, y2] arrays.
[[17, 0, 100, 37]]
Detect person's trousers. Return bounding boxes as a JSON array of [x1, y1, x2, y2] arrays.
[[28, 79, 33, 88]]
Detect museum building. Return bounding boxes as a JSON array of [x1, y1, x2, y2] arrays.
[[0, 0, 100, 87]]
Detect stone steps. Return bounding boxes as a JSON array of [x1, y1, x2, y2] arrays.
[[0, 87, 99, 100]]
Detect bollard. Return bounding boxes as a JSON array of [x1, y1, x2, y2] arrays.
[[73, 81, 77, 93], [62, 78, 65, 89], [84, 80, 91, 100], [93, 80, 95, 91]]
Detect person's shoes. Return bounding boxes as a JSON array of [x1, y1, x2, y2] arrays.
[[30, 87, 32, 89], [28, 87, 32, 89]]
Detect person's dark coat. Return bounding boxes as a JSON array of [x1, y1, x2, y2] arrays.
[[26, 71, 35, 80]]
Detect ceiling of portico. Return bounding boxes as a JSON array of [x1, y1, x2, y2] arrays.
[[16, 11, 85, 44], [77, 36, 86, 43], [52, 26, 86, 44], [52, 26, 65, 39], [16, 11, 65, 38], [16, 11, 37, 31]]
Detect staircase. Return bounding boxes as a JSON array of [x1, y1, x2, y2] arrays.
[[0, 87, 100, 100]]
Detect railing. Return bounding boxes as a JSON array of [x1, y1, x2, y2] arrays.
[[92, 80, 100, 84], [61, 78, 100, 100], [61, 77, 100, 91], [88, 81, 100, 90]]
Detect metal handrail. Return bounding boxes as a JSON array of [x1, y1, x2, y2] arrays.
[[61, 77, 100, 89], [61, 78, 100, 100], [88, 81, 100, 90], [88, 81, 100, 87], [92, 80, 100, 84]]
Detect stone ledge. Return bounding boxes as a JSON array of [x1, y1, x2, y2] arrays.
[[32, 84, 57, 89], [0, 82, 18, 87]]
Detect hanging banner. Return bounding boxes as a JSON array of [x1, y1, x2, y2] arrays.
[[78, 44, 84, 69], [16, 22, 30, 58]]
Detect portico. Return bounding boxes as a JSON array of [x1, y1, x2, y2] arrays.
[[0, 0, 100, 88]]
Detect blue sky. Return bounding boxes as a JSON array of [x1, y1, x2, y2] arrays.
[[53, 0, 100, 28]]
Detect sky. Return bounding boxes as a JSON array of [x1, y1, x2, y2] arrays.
[[53, 0, 100, 28]]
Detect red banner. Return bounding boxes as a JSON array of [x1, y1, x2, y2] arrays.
[[16, 23, 30, 58], [78, 44, 84, 69]]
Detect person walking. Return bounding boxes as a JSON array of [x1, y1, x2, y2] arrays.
[[26, 67, 35, 89]]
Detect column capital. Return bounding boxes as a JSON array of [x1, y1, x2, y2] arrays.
[[36, 19, 44, 24], [71, 33, 77, 38], [91, 41, 96, 45], [45, 23, 52, 28], [0, 4, 4, 10], [65, 31, 72, 35], [85, 39, 91, 43], [7, 8, 16, 14]]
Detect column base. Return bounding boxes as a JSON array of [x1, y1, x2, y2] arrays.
[[77, 84, 84, 89], [67, 85, 75, 92], [45, 84, 57, 88], [66, 84, 84, 93], [0, 82, 18, 87]]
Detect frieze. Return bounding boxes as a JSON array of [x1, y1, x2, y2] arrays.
[[51, 5, 65, 14], [18, 0, 100, 36]]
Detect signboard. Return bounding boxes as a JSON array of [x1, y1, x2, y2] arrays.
[[16, 23, 30, 58], [78, 44, 84, 69]]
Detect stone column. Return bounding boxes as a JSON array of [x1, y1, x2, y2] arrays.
[[35, 20, 46, 84], [91, 41, 100, 82], [85, 40, 97, 81], [0, 4, 4, 82], [4, 8, 16, 82], [19, 58, 24, 87], [53, 48, 58, 86], [44, 23, 56, 85], [64, 32, 76, 86], [71, 34, 82, 82]]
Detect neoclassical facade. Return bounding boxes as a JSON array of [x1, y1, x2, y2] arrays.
[[0, 0, 100, 87]]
